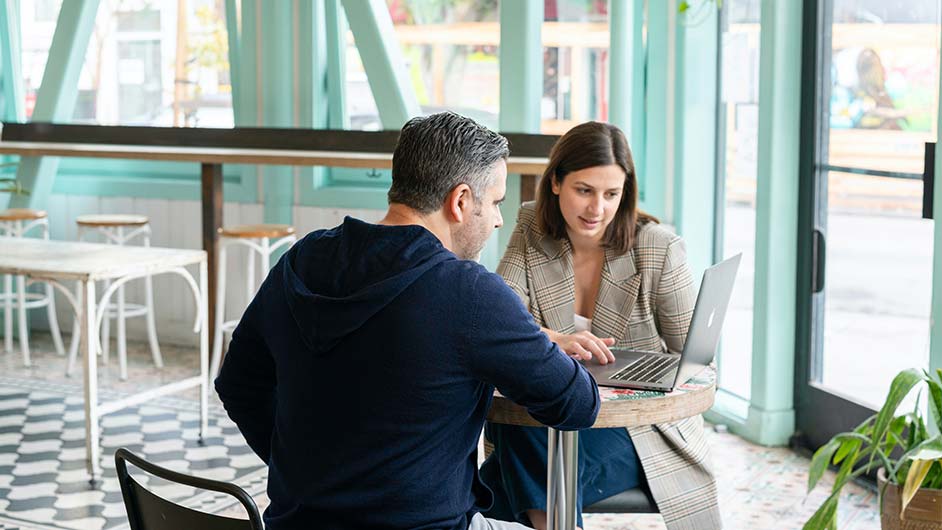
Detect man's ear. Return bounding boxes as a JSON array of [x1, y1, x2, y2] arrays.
[[445, 184, 473, 223]]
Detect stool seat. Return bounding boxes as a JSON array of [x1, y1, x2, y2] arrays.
[[0, 208, 48, 222], [219, 224, 296, 239], [76, 214, 150, 227]]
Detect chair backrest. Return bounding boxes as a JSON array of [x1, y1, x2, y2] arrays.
[[114, 447, 264, 530]]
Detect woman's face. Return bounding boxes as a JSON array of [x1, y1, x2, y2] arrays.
[[551, 164, 626, 245]]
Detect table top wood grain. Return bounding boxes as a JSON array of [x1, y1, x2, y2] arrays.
[[487, 367, 716, 428]]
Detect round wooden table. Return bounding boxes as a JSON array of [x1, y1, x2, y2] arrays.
[[486, 367, 716, 530]]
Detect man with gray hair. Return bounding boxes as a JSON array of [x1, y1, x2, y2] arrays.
[[215, 112, 600, 530]]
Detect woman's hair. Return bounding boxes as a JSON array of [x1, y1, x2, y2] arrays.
[[535, 121, 658, 254]]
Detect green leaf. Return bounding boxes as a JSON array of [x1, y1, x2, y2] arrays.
[[803, 490, 839, 530], [927, 378, 942, 433], [906, 436, 942, 461], [872, 369, 923, 451], [809, 438, 842, 493], [901, 459, 934, 517], [833, 433, 869, 464], [885, 415, 908, 454], [888, 435, 942, 486], [678, 1, 691, 12], [833, 439, 861, 493]]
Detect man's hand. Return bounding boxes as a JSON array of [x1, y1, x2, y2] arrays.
[[543, 328, 616, 365]]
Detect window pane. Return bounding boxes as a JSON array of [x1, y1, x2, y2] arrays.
[[541, 0, 609, 135], [818, 0, 937, 410], [717, 0, 760, 401], [20, 0, 233, 127], [344, 0, 500, 131]]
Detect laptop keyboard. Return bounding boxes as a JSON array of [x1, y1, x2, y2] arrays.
[[609, 354, 679, 383]]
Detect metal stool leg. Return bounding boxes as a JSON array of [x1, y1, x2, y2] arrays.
[[210, 245, 229, 377], [45, 281, 66, 356], [117, 281, 127, 380], [101, 279, 111, 365], [142, 231, 163, 369], [41, 221, 66, 356], [16, 274, 29, 367], [3, 274, 11, 353]]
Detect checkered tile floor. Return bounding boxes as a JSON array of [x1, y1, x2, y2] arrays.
[[0, 332, 883, 530], [0, 376, 266, 530]]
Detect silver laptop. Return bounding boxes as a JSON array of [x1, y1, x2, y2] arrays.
[[583, 253, 741, 392]]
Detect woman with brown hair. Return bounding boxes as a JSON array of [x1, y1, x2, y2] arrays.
[[480, 122, 721, 530]]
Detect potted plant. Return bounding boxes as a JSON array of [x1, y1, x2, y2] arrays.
[[804, 368, 942, 529]]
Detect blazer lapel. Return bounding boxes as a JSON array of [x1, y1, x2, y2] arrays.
[[529, 234, 576, 334], [591, 247, 642, 340]]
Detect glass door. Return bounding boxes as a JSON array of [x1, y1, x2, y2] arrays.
[[796, 0, 939, 450]]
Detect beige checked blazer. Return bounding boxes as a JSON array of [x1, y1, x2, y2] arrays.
[[496, 203, 722, 530]]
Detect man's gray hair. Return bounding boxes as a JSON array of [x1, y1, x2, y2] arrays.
[[388, 112, 509, 214]]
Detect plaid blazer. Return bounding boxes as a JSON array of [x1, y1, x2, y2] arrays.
[[496, 203, 722, 530]]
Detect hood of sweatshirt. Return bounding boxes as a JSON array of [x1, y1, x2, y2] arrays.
[[280, 216, 455, 354]]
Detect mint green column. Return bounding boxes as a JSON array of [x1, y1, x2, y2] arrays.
[[608, 0, 645, 172], [326, 0, 349, 130], [673, 6, 718, 276], [744, 0, 803, 445], [340, 0, 419, 129], [490, 0, 542, 271], [259, 1, 294, 226], [0, 0, 24, 123], [8, 0, 99, 210], [930, 24, 942, 418], [641, 0, 669, 217], [298, 1, 329, 199]]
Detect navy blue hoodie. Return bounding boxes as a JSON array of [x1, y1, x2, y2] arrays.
[[215, 217, 599, 530]]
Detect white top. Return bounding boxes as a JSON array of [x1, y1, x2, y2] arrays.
[[0, 237, 205, 281], [574, 313, 592, 333]]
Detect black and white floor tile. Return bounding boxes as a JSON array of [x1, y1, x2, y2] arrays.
[[0, 376, 266, 530]]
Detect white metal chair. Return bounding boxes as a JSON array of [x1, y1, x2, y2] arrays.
[[0, 208, 66, 366], [211, 224, 296, 376], [66, 214, 162, 380]]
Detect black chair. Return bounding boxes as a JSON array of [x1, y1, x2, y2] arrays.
[[115, 447, 264, 530], [481, 439, 658, 515], [583, 486, 657, 514]]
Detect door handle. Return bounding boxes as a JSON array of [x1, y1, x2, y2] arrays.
[[923, 142, 935, 220], [812, 228, 826, 294]]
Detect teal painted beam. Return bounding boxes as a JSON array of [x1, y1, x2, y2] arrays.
[[9, 0, 99, 210], [490, 0, 542, 271], [326, 0, 349, 130], [498, 0, 542, 133], [224, 0, 244, 125], [340, 0, 419, 129], [930, 22, 942, 432], [238, 0, 260, 126], [260, 0, 294, 226], [673, 5, 718, 277], [642, 0, 669, 218], [0, 0, 24, 123], [608, 0, 644, 164], [297, 0, 329, 210], [746, 0, 803, 446]]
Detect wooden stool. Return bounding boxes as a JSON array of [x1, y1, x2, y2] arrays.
[[211, 224, 297, 376], [0, 208, 67, 365], [67, 214, 161, 380]]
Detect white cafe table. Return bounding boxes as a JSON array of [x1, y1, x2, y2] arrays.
[[0, 236, 209, 481]]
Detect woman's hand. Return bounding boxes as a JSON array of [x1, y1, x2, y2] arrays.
[[543, 328, 616, 365]]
